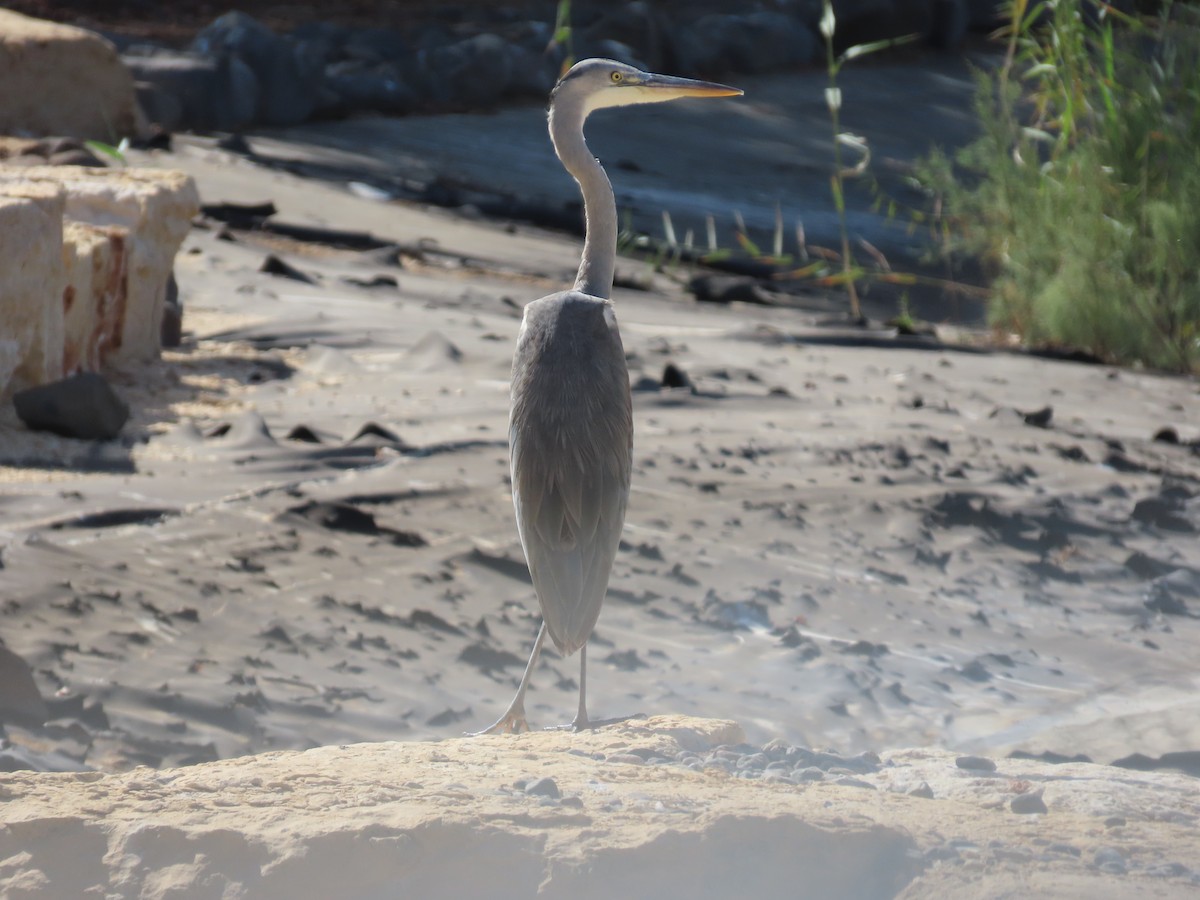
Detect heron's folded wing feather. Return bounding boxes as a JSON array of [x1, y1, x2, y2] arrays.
[[512, 437, 626, 655]]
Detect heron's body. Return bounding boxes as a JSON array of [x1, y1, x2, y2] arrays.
[[472, 59, 740, 735], [512, 291, 632, 657]]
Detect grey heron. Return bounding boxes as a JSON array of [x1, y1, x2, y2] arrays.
[[473, 59, 742, 734]]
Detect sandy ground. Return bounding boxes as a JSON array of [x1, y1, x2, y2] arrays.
[[2, 66, 1199, 779]]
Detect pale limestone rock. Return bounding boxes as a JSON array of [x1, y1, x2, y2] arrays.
[[0, 10, 141, 141], [0, 167, 199, 396], [3, 167, 200, 365], [0, 716, 1196, 899], [61, 222, 130, 375], [0, 183, 64, 393]]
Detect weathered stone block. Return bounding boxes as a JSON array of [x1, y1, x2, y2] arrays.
[[0, 10, 141, 140], [61, 221, 129, 375], [0, 167, 198, 398], [0, 182, 65, 393]]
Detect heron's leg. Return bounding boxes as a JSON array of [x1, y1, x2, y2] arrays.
[[571, 643, 589, 730], [545, 642, 594, 732], [468, 621, 547, 736], [556, 641, 647, 732]]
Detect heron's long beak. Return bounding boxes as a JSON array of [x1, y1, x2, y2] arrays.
[[639, 73, 743, 99]]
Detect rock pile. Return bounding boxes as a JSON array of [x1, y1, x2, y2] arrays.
[[121, 0, 1004, 133]]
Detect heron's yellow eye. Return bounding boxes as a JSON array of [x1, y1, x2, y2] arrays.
[[610, 71, 622, 83]]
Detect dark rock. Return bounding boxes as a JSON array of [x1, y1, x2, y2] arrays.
[[501, 42, 557, 98], [49, 148, 104, 167], [0, 644, 47, 726], [285, 424, 323, 443], [838, 639, 889, 657], [421, 34, 516, 108], [603, 649, 649, 670], [260, 254, 316, 284], [1093, 846, 1127, 874], [955, 755, 997, 772], [134, 78, 184, 131], [290, 20, 352, 47], [425, 706, 472, 727], [161, 272, 182, 348], [1131, 496, 1194, 532], [457, 642, 524, 674], [348, 421, 405, 446], [679, 12, 818, 77], [1111, 750, 1200, 777], [1123, 552, 1179, 580], [1010, 790, 1048, 814], [661, 363, 691, 389], [928, 0, 970, 48], [689, 275, 773, 305], [525, 776, 561, 798], [193, 13, 326, 127], [123, 48, 258, 132], [321, 61, 415, 116], [965, 0, 1008, 28], [14, 373, 129, 441], [339, 26, 408, 65], [1153, 426, 1180, 444], [579, 1, 677, 73], [1022, 406, 1053, 428]]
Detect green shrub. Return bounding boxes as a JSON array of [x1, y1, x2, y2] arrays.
[[923, 0, 1200, 371]]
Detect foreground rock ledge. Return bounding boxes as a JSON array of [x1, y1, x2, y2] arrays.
[[0, 716, 1195, 898]]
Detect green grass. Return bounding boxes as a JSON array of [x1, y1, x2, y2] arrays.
[[922, 0, 1200, 372]]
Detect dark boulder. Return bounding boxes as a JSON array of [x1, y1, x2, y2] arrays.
[[13, 372, 129, 441], [321, 61, 416, 117], [124, 48, 258, 132], [193, 12, 326, 127]]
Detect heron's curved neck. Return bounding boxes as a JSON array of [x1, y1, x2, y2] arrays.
[[549, 102, 616, 300]]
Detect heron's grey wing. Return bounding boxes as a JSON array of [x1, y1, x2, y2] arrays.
[[511, 427, 629, 657]]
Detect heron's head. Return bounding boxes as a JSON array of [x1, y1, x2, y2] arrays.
[[551, 58, 742, 117]]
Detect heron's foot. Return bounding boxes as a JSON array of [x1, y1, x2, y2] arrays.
[[544, 712, 646, 733], [467, 705, 531, 736]]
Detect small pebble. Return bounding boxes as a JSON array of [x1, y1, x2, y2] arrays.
[[908, 781, 934, 799], [1010, 790, 1047, 815], [606, 753, 646, 766], [1146, 862, 1190, 879], [1094, 847, 1127, 875], [1046, 843, 1081, 857], [786, 747, 816, 765], [525, 777, 560, 799], [955, 755, 997, 772]]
